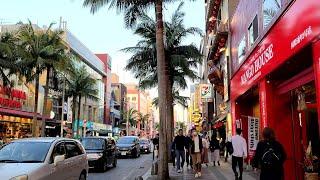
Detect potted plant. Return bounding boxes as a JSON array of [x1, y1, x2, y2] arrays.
[[303, 141, 319, 180]]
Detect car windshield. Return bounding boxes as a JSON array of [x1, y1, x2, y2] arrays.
[[0, 142, 51, 163], [81, 138, 105, 150], [117, 137, 135, 144], [140, 140, 149, 144]]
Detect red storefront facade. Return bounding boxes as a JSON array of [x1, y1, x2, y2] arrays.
[[230, 0, 320, 179]]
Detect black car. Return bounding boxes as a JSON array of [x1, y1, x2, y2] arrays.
[[140, 139, 151, 153], [116, 136, 140, 158], [80, 136, 117, 171]]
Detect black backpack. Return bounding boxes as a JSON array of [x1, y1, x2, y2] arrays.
[[261, 142, 281, 168]]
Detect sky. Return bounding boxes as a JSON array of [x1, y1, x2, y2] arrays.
[[0, 0, 205, 97]]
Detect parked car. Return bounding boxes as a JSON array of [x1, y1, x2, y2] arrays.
[[0, 137, 88, 180], [116, 136, 140, 158], [80, 136, 117, 171], [139, 139, 151, 153]]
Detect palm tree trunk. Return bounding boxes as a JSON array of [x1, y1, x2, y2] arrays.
[[41, 68, 50, 137], [76, 95, 82, 138], [166, 79, 174, 162], [155, 0, 169, 179], [72, 96, 77, 138], [32, 76, 40, 137]]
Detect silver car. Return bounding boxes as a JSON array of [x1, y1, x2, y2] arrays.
[[0, 138, 88, 180]]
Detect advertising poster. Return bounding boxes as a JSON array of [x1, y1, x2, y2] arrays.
[[248, 116, 259, 158]]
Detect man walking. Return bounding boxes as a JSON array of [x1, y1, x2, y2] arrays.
[[173, 129, 186, 173], [231, 128, 247, 180]]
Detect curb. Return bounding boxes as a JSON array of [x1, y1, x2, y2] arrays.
[[142, 167, 152, 180]]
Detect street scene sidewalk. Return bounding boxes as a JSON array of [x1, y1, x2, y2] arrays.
[[145, 161, 259, 180]]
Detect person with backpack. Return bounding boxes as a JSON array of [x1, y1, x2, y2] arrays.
[[210, 132, 221, 166], [231, 128, 247, 180], [253, 127, 286, 180]]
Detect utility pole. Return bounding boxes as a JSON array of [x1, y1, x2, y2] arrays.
[[60, 76, 66, 137]]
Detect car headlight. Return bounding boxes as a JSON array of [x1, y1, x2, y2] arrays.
[[87, 153, 103, 160], [10, 175, 28, 180]]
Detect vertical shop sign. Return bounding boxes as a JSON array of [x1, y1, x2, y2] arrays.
[[248, 116, 259, 158]]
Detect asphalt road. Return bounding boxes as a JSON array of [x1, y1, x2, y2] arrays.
[[88, 153, 153, 180]]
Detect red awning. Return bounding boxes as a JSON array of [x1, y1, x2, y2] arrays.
[[0, 107, 47, 120]]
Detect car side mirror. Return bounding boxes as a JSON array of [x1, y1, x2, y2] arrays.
[[54, 155, 65, 166]]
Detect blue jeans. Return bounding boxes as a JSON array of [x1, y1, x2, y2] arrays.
[[175, 150, 185, 170]]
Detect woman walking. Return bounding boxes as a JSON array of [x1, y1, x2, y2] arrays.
[[253, 127, 286, 180], [210, 133, 221, 166], [190, 129, 203, 178], [202, 135, 210, 167]]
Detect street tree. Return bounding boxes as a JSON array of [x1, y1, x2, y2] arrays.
[[138, 112, 150, 133], [83, 1, 197, 178], [122, 108, 138, 135], [123, 2, 202, 155], [66, 65, 98, 138], [17, 22, 70, 137]]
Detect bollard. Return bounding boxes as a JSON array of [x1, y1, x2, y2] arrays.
[[151, 160, 158, 175]]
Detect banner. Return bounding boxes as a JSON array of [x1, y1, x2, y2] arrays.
[[200, 84, 212, 99], [248, 116, 259, 158]]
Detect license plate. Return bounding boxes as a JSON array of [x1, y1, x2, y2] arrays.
[[121, 152, 126, 156]]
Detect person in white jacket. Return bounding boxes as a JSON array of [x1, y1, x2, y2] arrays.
[[231, 128, 247, 180]]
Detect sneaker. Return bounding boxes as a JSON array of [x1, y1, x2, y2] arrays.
[[177, 169, 182, 173], [195, 173, 199, 178], [198, 172, 202, 177]]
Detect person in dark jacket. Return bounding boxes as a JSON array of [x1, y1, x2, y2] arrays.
[[190, 129, 203, 178], [253, 127, 286, 180], [185, 130, 193, 169], [173, 129, 186, 172], [170, 139, 176, 168], [210, 133, 220, 166]]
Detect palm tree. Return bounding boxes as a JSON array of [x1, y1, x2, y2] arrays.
[[16, 22, 68, 137], [122, 108, 138, 135], [138, 112, 150, 132], [0, 32, 23, 87], [123, 2, 202, 155], [66, 65, 98, 138], [83, 1, 197, 178]]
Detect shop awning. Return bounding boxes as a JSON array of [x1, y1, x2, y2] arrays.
[[0, 107, 47, 120]]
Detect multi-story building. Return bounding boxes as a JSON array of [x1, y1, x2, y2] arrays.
[[126, 83, 150, 136], [203, 0, 238, 144], [111, 73, 127, 137], [0, 23, 112, 139], [229, 0, 320, 179]]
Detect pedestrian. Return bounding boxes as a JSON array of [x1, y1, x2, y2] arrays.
[[202, 135, 209, 167], [173, 129, 186, 173], [185, 130, 193, 170], [190, 129, 203, 178], [152, 134, 159, 159], [210, 133, 221, 166], [170, 137, 176, 168], [231, 128, 247, 180], [252, 127, 286, 180]]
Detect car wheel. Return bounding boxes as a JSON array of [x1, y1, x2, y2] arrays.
[[100, 161, 107, 172], [113, 158, 117, 167], [79, 172, 86, 180]]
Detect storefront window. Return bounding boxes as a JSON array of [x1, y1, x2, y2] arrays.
[[263, 0, 281, 28], [0, 117, 32, 144], [238, 36, 246, 64], [248, 15, 259, 47]]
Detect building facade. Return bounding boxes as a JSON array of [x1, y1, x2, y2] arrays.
[[230, 0, 320, 179], [0, 24, 112, 140], [111, 73, 127, 137]]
